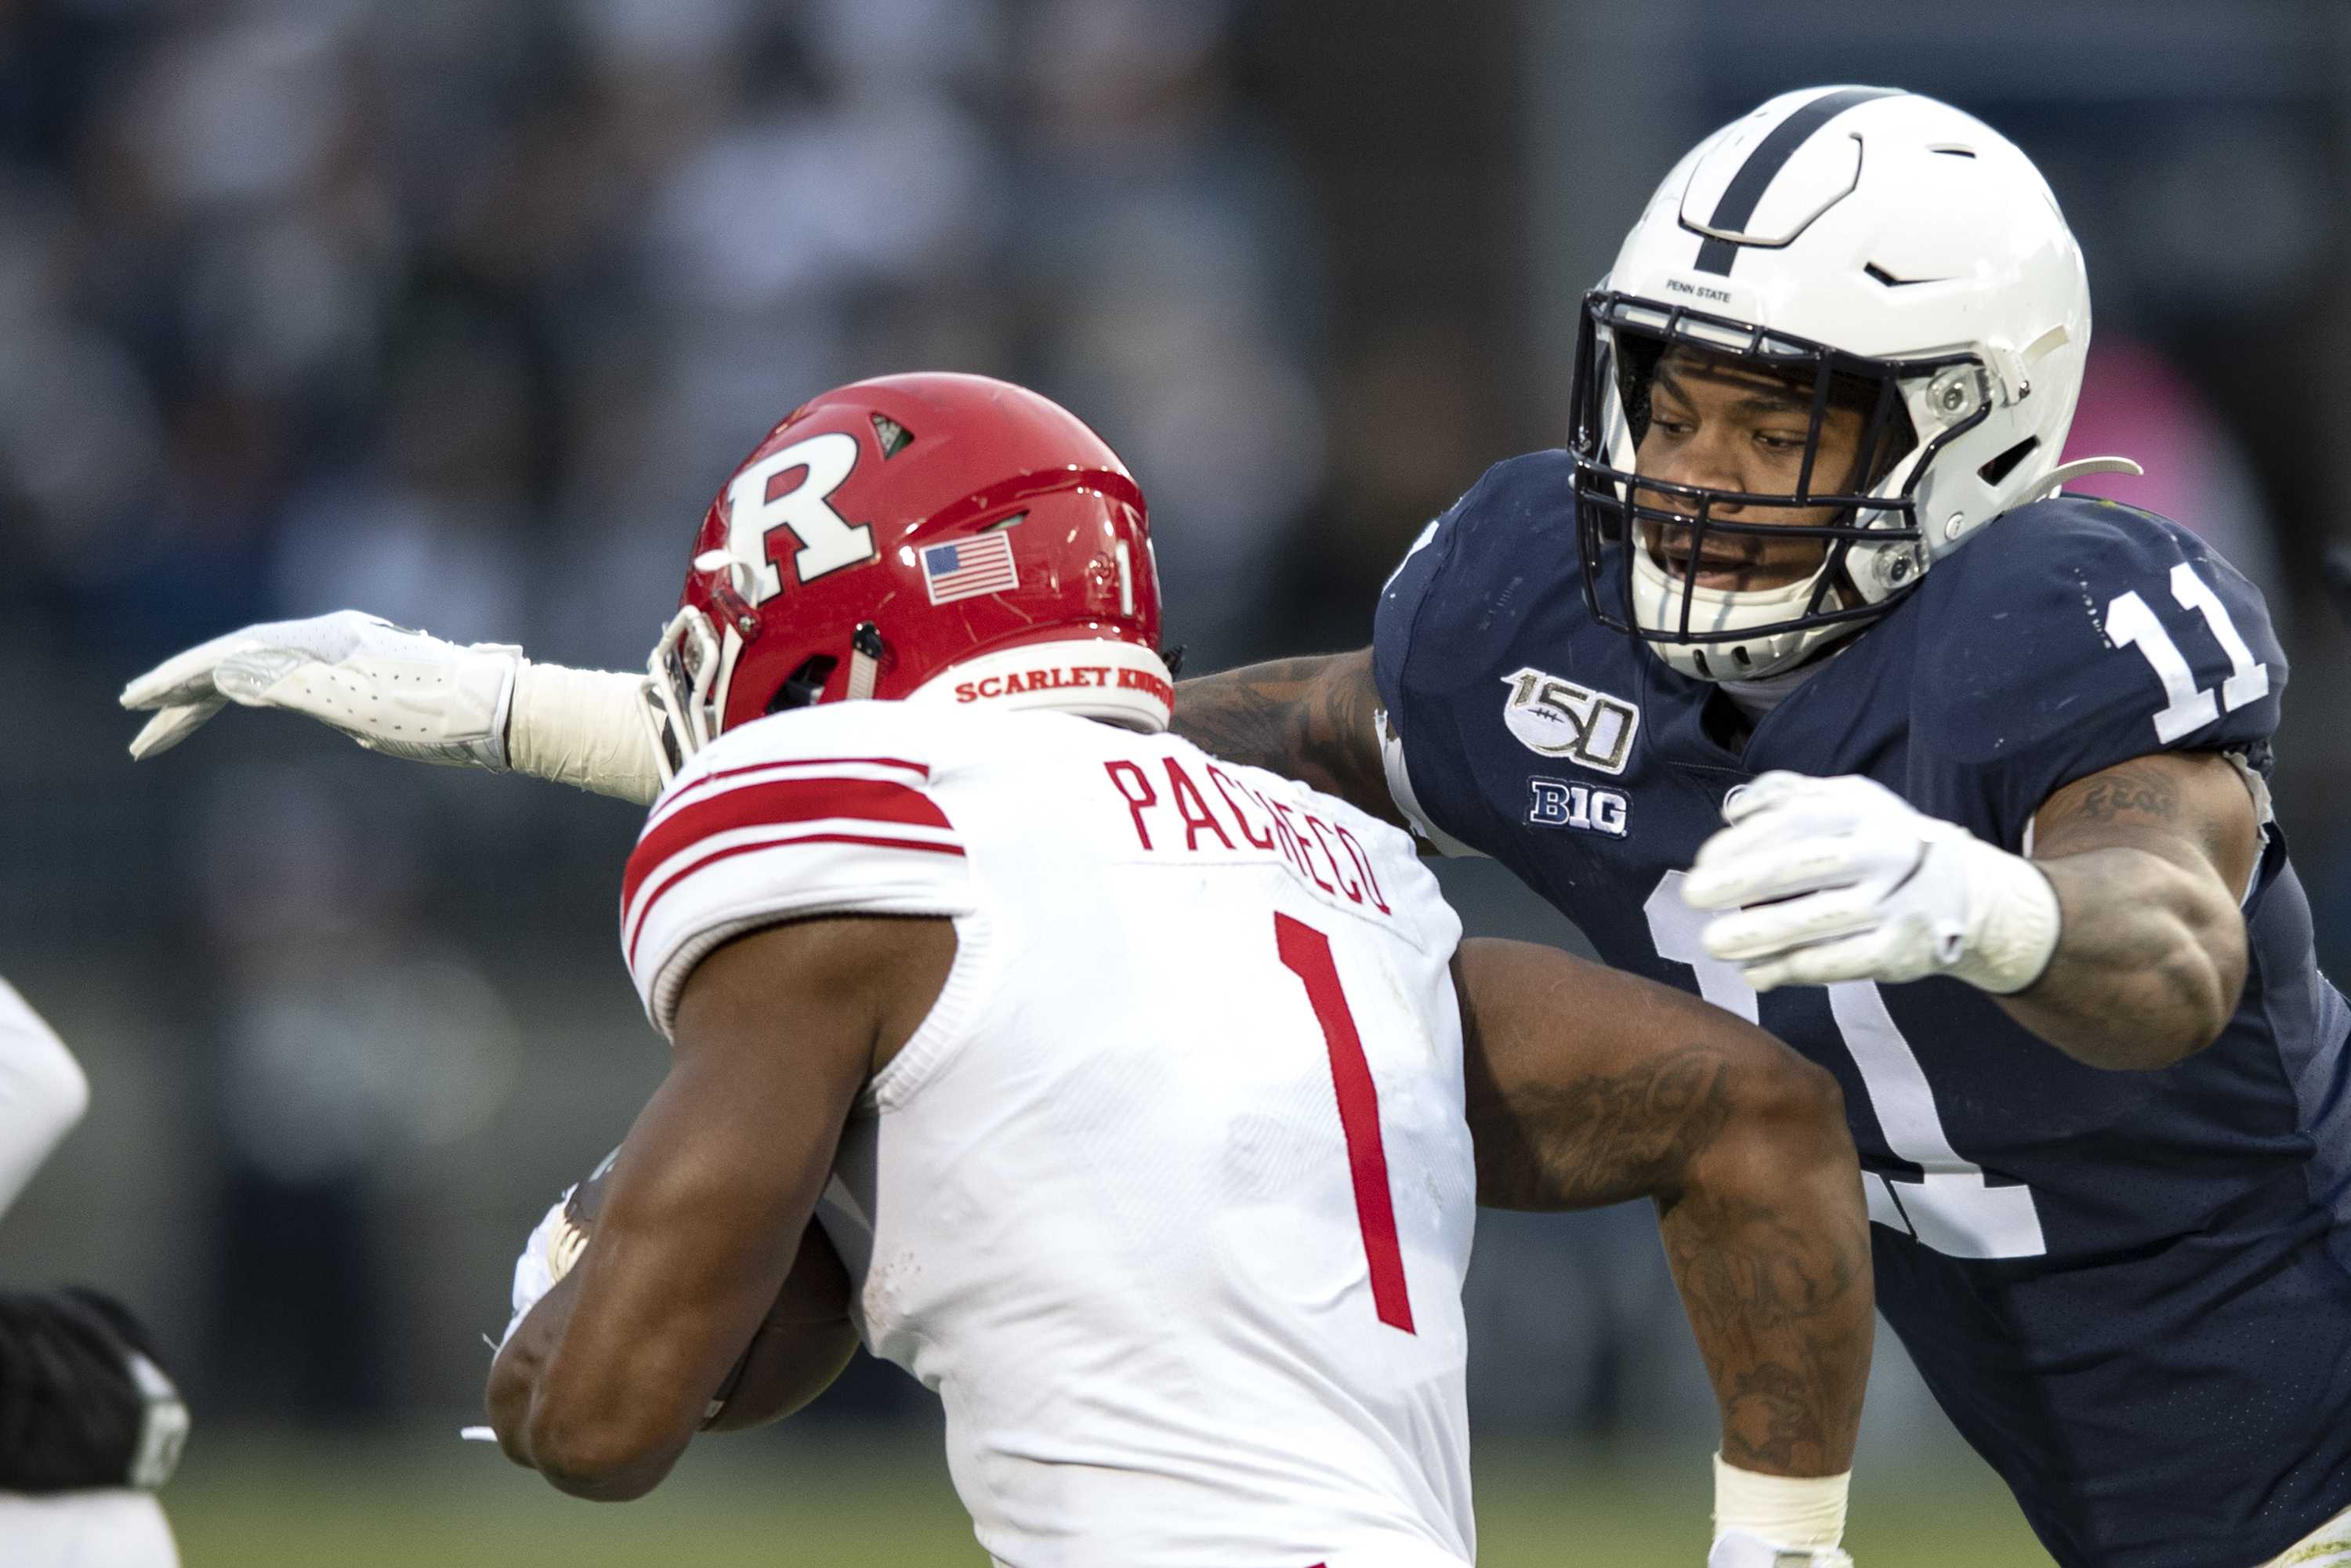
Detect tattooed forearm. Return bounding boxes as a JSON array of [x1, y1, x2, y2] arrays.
[[2001, 751, 2258, 1069], [1465, 1043, 1733, 1211], [1719, 1364, 1827, 1474], [1172, 649, 1403, 825], [1659, 1185, 1869, 1476], [2001, 848, 2245, 1069], [1452, 937, 1872, 1476], [1467, 1036, 1867, 1473]]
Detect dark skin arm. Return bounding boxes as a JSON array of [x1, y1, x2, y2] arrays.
[[485, 914, 954, 1500], [2005, 750, 2260, 1070], [1178, 655, 2265, 1068], [487, 1208, 859, 1454], [1172, 650, 1404, 827], [1455, 937, 1871, 1478]]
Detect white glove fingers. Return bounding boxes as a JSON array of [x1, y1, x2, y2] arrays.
[[127, 701, 226, 760], [1685, 840, 1864, 909], [118, 632, 261, 709], [1694, 798, 1875, 876], [122, 610, 398, 710], [1702, 888, 1882, 961], [1744, 929, 1898, 991]]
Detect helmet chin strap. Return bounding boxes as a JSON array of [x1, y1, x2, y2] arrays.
[[846, 622, 883, 701]]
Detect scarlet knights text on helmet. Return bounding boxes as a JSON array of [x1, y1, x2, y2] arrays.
[[643, 371, 1171, 783]]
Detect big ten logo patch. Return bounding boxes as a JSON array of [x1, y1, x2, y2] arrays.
[[1527, 777, 1629, 838], [1498, 668, 1639, 775]]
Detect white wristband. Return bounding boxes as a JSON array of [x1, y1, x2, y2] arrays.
[[1948, 839, 2063, 995], [507, 662, 665, 806], [1713, 1453, 1849, 1548]]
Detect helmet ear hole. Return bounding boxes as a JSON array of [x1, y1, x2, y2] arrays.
[[1977, 436, 2040, 487], [769, 655, 839, 714]]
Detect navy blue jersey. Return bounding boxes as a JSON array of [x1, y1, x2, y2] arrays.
[[1376, 451, 2351, 1568]]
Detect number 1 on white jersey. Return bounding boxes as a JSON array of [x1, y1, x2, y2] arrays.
[[1275, 913, 1417, 1334]]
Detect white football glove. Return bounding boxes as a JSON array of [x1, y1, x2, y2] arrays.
[[1684, 772, 2061, 994], [121, 610, 522, 770], [122, 611, 665, 802], [1708, 1530, 1854, 1568]]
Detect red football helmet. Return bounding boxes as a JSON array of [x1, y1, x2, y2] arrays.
[[642, 371, 1170, 782]]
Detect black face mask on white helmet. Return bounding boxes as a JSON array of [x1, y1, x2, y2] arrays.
[[1567, 85, 2121, 683]]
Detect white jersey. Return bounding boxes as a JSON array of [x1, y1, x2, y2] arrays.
[[0, 978, 90, 1221], [622, 701, 1476, 1568]]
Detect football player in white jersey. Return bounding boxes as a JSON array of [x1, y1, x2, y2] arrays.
[[129, 373, 1873, 1566], [0, 979, 190, 1566]]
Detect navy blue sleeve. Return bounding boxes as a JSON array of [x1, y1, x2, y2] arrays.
[[1907, 496, 2287, 848], [1371, 451, 1581, 855]]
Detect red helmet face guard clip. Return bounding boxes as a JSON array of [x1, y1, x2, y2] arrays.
[[642, 372, 1171, 784]]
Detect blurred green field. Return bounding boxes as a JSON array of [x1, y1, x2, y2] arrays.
[[164, 1426, 2054, 1566]]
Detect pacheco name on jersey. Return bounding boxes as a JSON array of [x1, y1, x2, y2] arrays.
[[1100, 750, 1399, 925]]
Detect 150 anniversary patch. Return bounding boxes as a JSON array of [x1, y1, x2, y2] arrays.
[[1498, 668, 1640, 775]]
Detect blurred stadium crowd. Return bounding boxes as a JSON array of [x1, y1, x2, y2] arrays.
[[0, 0, 2347, 1475]]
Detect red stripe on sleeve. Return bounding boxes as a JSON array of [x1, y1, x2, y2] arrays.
[[624, 776, 955, 913], [654, 755, 931, 818], [625, 830, 966, 969]]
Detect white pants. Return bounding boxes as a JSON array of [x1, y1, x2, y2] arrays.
[[2266, 1501, 2351, 1568], [0, 1490, 178, 1567]]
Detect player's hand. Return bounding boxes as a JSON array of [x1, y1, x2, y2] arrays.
[[1684, 772, 2060, 994], [1707, 1530, 1853, 1568], [120, 610, 522, 770]]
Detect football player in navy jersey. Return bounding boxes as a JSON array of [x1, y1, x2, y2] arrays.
[[120, 85, 2348, 1568], [1215, 90, 2348, 1568]]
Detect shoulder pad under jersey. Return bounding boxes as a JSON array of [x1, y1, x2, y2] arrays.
[[1906, 494, 2285, 844], [621, 702, 976, 1037], [1373, 451, 1583, 853]]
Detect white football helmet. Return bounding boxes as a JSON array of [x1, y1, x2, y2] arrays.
[[1569, 85, 2110, 682]]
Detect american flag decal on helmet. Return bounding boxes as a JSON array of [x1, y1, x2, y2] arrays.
[[921, 534, 1018, 605]]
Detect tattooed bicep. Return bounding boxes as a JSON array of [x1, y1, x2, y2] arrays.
[[1170, 649, 1400, 825], [2031, 751, 2259, 886]]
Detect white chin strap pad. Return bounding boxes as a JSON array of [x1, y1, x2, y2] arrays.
[[907, 640, 1173, 733], [1629, 542, 1852, 682]]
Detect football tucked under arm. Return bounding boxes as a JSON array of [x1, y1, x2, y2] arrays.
[[491, 1149, 859, 1452], [699, 1220, 858, 1432]]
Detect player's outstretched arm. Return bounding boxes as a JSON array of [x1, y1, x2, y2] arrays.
[[1454, 938, 1871, 1486], [128, 618, 1404, 823], [485, 914, 951, 1501], [1170, 649, 1407, 828], [120, 611, 665, 805]]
